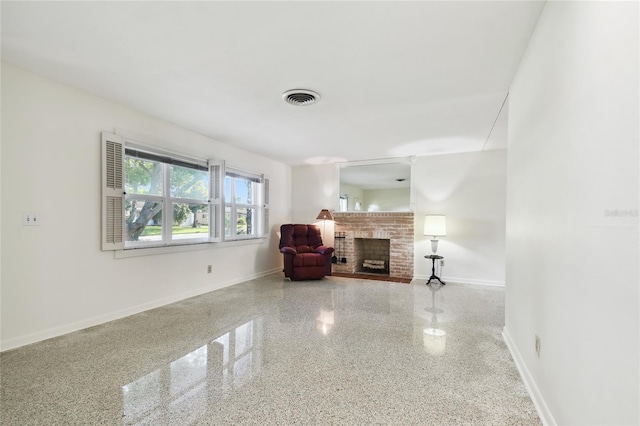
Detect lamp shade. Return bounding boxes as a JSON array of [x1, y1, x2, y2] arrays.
[[316, 209, 334, 221], [424, 215, 446, 237]]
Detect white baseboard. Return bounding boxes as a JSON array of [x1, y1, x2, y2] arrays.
[[412, 274, 505, 287], [0, 268, 282, 352], [502, 327, 556, 426]]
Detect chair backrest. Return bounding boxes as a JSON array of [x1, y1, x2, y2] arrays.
[[279, 224, 323, 253]]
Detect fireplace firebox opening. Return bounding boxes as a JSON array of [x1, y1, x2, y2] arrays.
[[355, 238, 390, 275]]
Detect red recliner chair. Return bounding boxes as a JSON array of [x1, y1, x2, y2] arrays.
[[279, 224, 334, 281]]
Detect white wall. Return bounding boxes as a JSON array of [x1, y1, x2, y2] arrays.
[[293, 151, 507, 285], [413, 150, 507, 286], [363, 188, 410, 212], [0, 63, 292, 351], [0, 64, 3, 342], [338, 183, 363, 211], [505, 2, 639, 425], [291, 164, 338, 246]]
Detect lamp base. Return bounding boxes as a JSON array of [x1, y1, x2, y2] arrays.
[[430, 239, 439, 254]]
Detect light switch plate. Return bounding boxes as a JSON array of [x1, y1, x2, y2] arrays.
[[23, 212, 40, 226]]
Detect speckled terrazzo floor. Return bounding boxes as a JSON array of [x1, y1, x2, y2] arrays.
[[1, 275, 540, 425]]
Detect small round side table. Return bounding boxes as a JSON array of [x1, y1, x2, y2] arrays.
[[425, 255, 446, 285]]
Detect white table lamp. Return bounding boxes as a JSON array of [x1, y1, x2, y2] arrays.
[[424, 215, 446, 254]]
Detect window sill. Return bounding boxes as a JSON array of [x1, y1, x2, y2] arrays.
[[114, 237, 266, 259]]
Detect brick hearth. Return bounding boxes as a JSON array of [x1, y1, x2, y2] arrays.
[[332, 212, 414, 279]]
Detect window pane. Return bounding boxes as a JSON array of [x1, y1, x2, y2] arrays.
[[225, 176, 231, 199], [247, 208, 256, 235], [171, 203, 209, 240], [339, 195, 348, 212], [236, 207, 247, 235], [225, 206, 232, 237], [223, 169, 261, 241], [235, 207, 255, 236], [170, 165, 209, 201], [233, 178, 254, 204], [125, 199, 163, 242], [125, 157, 163, 195]]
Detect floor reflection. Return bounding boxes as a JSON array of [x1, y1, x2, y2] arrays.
[[316, 309, 335, 335], [422, 282, 447, 356], [122, 318, 262, 425]]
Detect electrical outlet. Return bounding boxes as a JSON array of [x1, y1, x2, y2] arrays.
[[23, 212, 40, 226], [535, 335, 541, 358], [439, 259, 445, 266], [207, 265, 212, 274]]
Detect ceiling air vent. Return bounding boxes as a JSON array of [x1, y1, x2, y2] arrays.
[[283, 89, 320, 106]]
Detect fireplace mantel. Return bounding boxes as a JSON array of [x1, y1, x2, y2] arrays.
[[332, 212, 414, 279]]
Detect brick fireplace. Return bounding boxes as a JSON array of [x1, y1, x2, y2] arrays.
[[332, 212, 414, 279]]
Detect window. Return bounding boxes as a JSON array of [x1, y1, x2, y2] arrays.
[[101, 132, 268, 251], [224, 168, 267, 241], [124, 148, 210, 248], [339, 195, 348, 212]]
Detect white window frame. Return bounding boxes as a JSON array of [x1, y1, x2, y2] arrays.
[[101, 132, 268, 253], [123, 143, 212, 249], [223, 167, 267, 242]]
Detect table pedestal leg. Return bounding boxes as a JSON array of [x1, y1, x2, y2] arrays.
[[426, 257, 446, 285]]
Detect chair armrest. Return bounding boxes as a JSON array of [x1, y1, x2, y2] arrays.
[[315, 246, 334, 256], [280, 247, 298, 256]]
